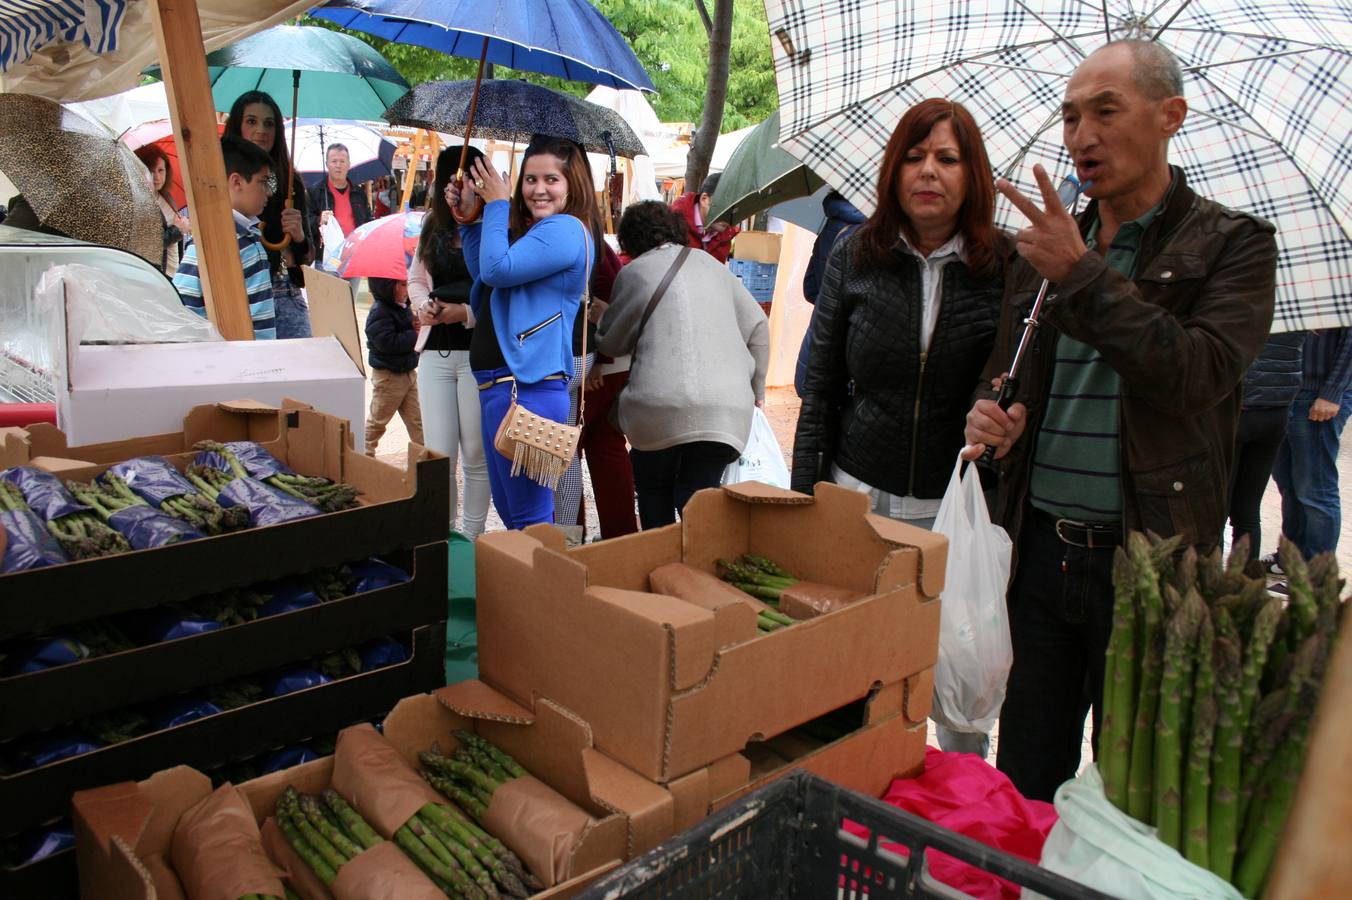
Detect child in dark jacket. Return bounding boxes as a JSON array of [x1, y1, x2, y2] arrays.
[[364, 277, 425, 455]]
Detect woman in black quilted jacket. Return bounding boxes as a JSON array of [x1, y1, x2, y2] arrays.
[[791, 99, 1007, 756], [792, 98, 1007, 518]]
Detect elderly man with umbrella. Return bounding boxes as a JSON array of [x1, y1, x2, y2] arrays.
[[961, 39, 1277, 802]]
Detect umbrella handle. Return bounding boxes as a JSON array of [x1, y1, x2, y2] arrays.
[[451, 172, 486, 224], [262, 70, 301, 252]]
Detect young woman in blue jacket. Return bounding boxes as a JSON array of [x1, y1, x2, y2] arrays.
[[449, 137, 599, 529]]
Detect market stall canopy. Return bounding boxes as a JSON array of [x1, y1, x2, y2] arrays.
[[144, 24, 409, 121], [66, 82, 172, 137], [0, 93, 161, 264], [313, 0, 655, 92], [383, 80, 647, 159], [0, 0, 128, 73], [0, 0, 314, 103], [708, 111, 825, 228], [764, 0, 1352, 333]]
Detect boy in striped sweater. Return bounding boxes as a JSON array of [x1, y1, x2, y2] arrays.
[[173, 135, 278, 339]]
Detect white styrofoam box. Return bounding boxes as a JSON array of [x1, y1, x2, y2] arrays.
[[57, 336, 365, 446]]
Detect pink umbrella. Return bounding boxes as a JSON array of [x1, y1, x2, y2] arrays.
[[335, 210, 425, 280]]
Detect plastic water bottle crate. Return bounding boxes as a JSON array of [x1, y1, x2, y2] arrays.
[[576, 771, 1112, 899], [727, 259, 777, 304]]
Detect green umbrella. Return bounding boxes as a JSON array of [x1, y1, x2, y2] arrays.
[[147, 25, 409, 120], [707, 111, 824, 226]]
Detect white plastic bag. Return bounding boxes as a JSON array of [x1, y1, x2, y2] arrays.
[[721, 407, 790, 489], [1027, 765, 1243, 900], [319, 215, 346, 274], [930, 456, 1013, 734]]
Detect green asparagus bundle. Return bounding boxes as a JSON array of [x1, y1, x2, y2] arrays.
[[1100, 532, 1345, 896], [107, 468, 249, 535], [717, 556, 800, 632], [1, 472, 131, 560], [194, 441, 360, 512], [417, 732, 548, 895]]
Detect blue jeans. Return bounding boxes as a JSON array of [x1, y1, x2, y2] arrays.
[[273, 276, 312, 339], [475, 369, 569, 530], [1272, 388, 1352, 558]]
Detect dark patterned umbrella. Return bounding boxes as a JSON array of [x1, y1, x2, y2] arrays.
[[382, 79, 647, 159], [0, 92, 160, 264]]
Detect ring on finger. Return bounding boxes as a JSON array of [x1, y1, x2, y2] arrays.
[[475, 180, 486, 190]]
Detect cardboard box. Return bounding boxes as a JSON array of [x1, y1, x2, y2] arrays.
[[56, 337, 366, 446], [731, 230, 782, 264], [475, 481, 945, 783], [2, 624, 445, 838], [72, 690, 627, 899], [0, 401, 449, 639], [0, 543, 446, 742]]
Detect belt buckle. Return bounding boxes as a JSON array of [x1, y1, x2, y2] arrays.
[[1054, 518, 1089, 549]]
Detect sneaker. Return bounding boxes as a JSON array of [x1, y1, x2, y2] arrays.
[[1268, 580, 1289, 596], [1260, 552, 1285, 576]]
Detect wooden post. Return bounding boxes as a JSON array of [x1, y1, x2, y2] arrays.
[[148, 0, 254, 340], [1266, 628, 1352, 898]]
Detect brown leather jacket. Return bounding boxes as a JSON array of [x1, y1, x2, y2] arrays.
[[980, 167, 1277, 554]]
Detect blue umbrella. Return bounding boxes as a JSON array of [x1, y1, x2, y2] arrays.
[[312, 0, 655, 223], [312, 0, 655, 92]]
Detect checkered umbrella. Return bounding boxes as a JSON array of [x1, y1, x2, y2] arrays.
[[765, 0, 1352, 332]]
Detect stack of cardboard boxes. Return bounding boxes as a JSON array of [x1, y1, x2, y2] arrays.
[[0, 402, 451, 895]]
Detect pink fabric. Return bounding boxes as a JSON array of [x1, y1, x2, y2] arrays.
[[844, 748, 1058, 900]]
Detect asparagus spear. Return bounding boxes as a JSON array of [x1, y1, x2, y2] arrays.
[[1234, 721, 1308, 898], [453, 732, 527, 780], [1125, 534, 1166, 824], [1182, 609, 1215, 869], [298, 793, 363, 861], [194, 441, 361, 511], [1208, 623, 1243, 882], [280, 789, 349, 873], [1102, 546, 1139, 811], [394, 824, 482, 899], [410, 812, 501, 898], [418, 804, 530, 898], [277, 795, 339, 885], [321, 789, 383, 850], [1155, 589, 1204, 850], [741, 553, 794, 579]]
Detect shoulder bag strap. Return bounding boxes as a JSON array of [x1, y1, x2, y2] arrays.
[[630, 246, 691, 368], [578, 220, 595, 424]]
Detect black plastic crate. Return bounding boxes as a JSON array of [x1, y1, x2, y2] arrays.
[[578, 771, 1112, 899]]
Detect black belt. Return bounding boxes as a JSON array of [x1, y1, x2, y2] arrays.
[[1031, 507, 1123, 550]]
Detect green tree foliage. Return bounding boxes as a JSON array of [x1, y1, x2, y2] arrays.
[[303, 0, 775, 131]]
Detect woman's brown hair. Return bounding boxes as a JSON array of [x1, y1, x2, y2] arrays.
[[856, 98, 1003, 275], [133, 143, 176, 206], [509, 136, 601, 262]]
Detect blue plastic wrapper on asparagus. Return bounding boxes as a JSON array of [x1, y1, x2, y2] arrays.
[[215, 475, 319, 527], [357, 637, 409, 671], [0, 466, 88, 522], [106, 456, 198, 506], [146, 696, 223, 730], [349, 558, 411, 593], [225, 440, 294, 479], [0, 636, 90, 675], [8, 822, 76, 866], [121, 608, 222, 644], [107, 504, 206, 549], [0, 508, 69, 572], [6, 730, 103, 771], [266, 667, 330, 697], [258, 581, 322, 616]]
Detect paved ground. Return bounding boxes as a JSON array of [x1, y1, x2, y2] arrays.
[[363, 294, 1352, 767]]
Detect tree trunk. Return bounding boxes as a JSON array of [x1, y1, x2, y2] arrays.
[[683, 0, 733, 196]]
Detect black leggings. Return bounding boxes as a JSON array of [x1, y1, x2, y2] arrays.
[[630, 441, 740, 529], [1227, 406, 1289, 560]]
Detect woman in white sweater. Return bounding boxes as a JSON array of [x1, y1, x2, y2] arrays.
[[596, 201, 768, 528]]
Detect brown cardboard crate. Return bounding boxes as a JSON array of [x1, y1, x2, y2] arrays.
[[72, 695, 627, 899], [475, 481, 945, 783], [0, 401, 449, 639], [731, 231, 782, 263]]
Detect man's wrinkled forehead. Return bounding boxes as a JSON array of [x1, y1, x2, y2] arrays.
[[1061, 89, 1130, 116]]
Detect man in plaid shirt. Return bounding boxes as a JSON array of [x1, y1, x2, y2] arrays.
[[963, 39, 1277, 800], [173, 135, 278, 339]]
